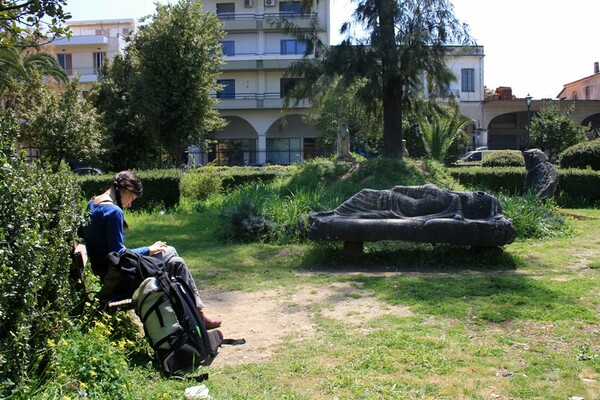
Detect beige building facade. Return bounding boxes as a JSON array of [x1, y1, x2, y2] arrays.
[[45, 7, 600, 164], [48, 19, 136, 93]]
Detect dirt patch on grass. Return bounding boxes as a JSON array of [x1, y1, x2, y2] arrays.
[[203, 282, 412, 366]]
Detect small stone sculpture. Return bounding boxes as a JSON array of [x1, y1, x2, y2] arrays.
[[523, 148, 558, 200], [336, 118, 353, 161]]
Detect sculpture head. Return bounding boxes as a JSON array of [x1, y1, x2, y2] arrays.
[[524, 148, 548, 170]]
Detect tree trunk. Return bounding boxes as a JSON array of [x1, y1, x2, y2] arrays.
[[377, 0, 403, 159], [382, 82, 404, 158]]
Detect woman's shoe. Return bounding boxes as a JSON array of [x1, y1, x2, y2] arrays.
[[200, 310, 222, 329]]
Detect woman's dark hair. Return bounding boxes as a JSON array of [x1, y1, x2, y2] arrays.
[[106, 170, 143, 208]]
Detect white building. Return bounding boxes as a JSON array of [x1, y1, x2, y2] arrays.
[[188, 0, 330, 166], [193, 0, 487, 165], [47, 19, 136, 93]]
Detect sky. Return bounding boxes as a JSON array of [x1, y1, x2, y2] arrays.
[[62, 0, 600, 100]]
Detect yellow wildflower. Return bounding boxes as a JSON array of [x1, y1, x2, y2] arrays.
[[46, 339, 55, 348]]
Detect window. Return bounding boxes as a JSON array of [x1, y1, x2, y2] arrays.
[[57, 53, 72, 74], [280, 78, 300, 97], [461, 68, 475, 93], [217, 79, 235, 99], [266, 138, 302, 164], [216, 139, 256, 166], [220, 40, 235, 56], [93, 52, 106, 74], [585, 86, 591, 100], [280, 39, 307, 55], [95, 29, 109, 36], [122, 27, 130, 35], [216, 3, 235, 20], [279, 1, 305, 16]]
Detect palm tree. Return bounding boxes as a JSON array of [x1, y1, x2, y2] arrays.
[[0, 46, 68, 99], [419, 107, 470, 162]]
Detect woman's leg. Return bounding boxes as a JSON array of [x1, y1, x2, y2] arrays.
[[152, 246, 221, 328]]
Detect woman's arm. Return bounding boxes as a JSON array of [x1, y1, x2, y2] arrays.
[[104, 207, 149, 255]]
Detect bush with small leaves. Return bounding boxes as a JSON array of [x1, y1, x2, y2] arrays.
[[559, 138, 600, 170], [0, 110, 83, 396], [481, 150, 524, 168]]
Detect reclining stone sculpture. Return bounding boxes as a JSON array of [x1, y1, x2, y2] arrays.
[[308, 184, 517, 253]]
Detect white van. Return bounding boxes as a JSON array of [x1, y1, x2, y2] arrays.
[[453, 148, 521, 167]]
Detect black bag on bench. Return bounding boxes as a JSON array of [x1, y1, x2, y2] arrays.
[[133, 272, 224, 375], [99, 249, 164, 304]]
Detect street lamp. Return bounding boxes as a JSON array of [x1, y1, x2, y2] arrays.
[[525, 93, 532, 149]]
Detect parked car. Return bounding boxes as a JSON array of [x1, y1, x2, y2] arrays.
[[72, 167, 104, 175], [452, 148, 521, 167]]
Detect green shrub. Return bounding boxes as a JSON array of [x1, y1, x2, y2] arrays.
[[78, 169, 181, 210], [181, 167, 223, 201], [555, 168, 600, 208], [218, 165, 295, 191], [500, 193, 574, 239], [0, 110, 82, 396], [481, 150, 525, 168], [449, 166, 600, 208], [559, 138, 600, 170], [219, 183, 277, 242], [448, 167, 525, 195]]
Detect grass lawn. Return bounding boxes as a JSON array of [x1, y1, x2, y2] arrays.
[[119, 207, 600, 400]]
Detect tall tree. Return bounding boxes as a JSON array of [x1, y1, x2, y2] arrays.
[[133, 0, 226, 165], [91, 55, 158, 171], [20, 76, 105, 172], [284, 0, 472, 158]]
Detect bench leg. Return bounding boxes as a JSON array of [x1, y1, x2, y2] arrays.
[[343, 241, 364, 256]]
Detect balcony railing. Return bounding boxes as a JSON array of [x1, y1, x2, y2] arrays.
[[213, 92, 290, 100], [217, 11, 317, 21]]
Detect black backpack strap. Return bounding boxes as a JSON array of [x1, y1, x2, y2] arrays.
[[221, 338, 246, 345]]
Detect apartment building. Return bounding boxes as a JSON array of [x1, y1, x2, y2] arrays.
[[47, 19, 136, 93], [188, 0, 330, 166], [192, 0, 488, 165]]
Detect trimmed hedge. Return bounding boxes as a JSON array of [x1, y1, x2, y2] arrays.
[[554, 168, 600, 208], [77, 169, 182, 210], [559, 138, 600, 170], [212, 165, 297, 191], [449, 166, 600, 208], [448, 167, 525, 195], [480, 150, 525, 168]]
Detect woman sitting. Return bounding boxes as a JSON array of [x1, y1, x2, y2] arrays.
[[80, 170, 221, 329]]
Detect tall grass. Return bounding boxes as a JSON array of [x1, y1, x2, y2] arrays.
[[500, 192, 575, 239]]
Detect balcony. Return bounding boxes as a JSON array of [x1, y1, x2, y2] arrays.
[[213, 92, 309, 109], [221, 57, 299, 70], [51, 34, 109, 47], [218, 11, 319, 31]]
